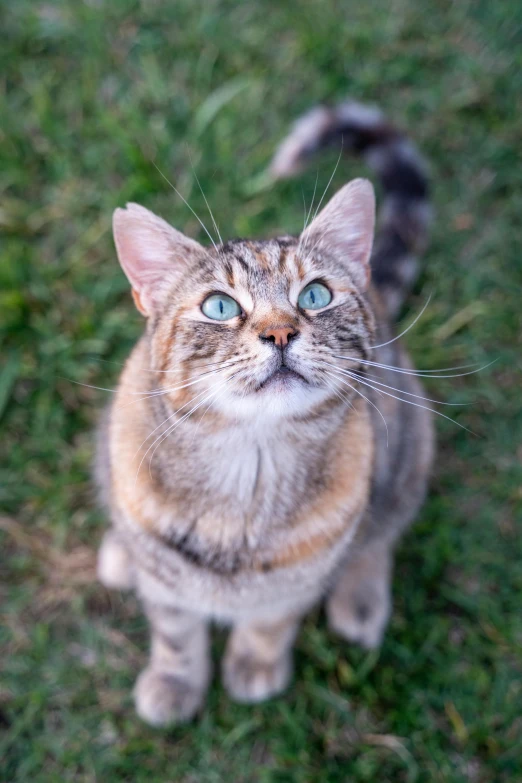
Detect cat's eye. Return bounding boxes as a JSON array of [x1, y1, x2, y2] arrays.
[[201, 293, 241, 321], [298, 281, 332, 310]]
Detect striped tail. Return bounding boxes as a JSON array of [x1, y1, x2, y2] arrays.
[[270, 100, 431, 317]]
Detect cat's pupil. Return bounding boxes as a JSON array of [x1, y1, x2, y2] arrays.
[[219, 299, 224, 314], [310, 290, 315, 304]]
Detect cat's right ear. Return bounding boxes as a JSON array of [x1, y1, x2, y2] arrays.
[[112, 203, 205, 316]]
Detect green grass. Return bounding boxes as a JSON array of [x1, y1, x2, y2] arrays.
[[1, 1, 521, 780]]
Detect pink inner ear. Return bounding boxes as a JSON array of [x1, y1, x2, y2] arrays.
[[112, 203, 204, 315], [300, 178, 375, 290]]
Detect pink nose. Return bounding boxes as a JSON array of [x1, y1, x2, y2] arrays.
[[260, 326, 298, 348]]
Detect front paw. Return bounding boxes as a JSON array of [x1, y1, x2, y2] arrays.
[[134, 667, 206, 726], [97, 530, 133, 590], [223, 650, 292, 704]]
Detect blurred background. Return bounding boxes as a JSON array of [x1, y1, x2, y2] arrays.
[[1, 1, 521, 781]]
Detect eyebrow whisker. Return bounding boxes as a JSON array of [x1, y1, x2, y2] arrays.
[[152, 161, 221, 256], [189, 151, 223, 246]]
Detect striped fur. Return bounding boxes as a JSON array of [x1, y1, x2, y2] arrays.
[[95, 101, 434, 726]]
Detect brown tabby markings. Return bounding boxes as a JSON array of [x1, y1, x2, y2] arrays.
[[97, 102, 434, 725]]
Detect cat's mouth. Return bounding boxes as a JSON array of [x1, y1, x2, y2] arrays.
[[256, 365, 307, 392]]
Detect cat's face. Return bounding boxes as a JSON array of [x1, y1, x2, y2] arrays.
[[113, 179, 376, 420]]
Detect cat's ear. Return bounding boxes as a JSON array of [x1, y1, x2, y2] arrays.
[[112, 203, 205, 316], [300, 178, 375, 290]]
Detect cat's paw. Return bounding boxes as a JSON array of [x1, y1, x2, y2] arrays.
[[327, 581, 391, 650], [223, 650, 292, 704], [134, 668, 205, 726], [97, 530, 133, 590]]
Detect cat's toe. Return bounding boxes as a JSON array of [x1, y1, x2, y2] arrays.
[[97, 530, 134, 590], [134, 668, 205, 727], [223, 652, 292, 704], [327, 584, 391, 650]]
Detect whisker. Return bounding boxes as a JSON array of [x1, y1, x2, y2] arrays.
[[188, 379, 232, 447], [132, 379, 225, 468], [190, 358, 247, 371], [309, 142, 344, 224], [303, 170, 319, 232], [140, 357, 244, 375], [135, 369, 225, 397], [323, 377, 356, 412], [117, 365, 236, 409], [131, 363, 243, 455], [135, 374, 236, 481], [301, 188, 307, 232], [92, 357, 243, 374], [328, 367, 476, 435], [381, 362, 486, 374], [324, 369, 389, 445], [325, 363, 470, 407], [350, 371, 470, 406], [117, 360, 247, 407], [152, 161, 221, 255], [369, 293, 432, 350], [298, 144, 343, 259], [135, 359, 243, 393], [145, 374, 237, 479], [64, 360, 240, 401], [66, 378, 121, 395], [189, 152, 223, 245], [332, 355, 496, 379], [69, 378, 167, 398]]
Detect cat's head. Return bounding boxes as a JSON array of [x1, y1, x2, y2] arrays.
[[113, 179, 376, 419]]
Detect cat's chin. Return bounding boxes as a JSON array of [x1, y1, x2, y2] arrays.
[[211, 381, 331, 420], [255, 366, 307, 393]]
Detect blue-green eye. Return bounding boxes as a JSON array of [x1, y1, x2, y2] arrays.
[[201, 293, 241, 321], [298, 282, 332, 310]]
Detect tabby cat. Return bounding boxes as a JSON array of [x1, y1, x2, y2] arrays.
[[96, 100, 434, 726]]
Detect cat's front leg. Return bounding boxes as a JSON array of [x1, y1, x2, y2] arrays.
[[134, 602, 210, 727], [223, 613, 301, 704]]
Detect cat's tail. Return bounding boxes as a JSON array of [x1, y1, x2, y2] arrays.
[[270, 100, 431, 317]]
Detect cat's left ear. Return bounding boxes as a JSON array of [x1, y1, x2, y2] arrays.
[[112, 203, 206, 316], [300, 178, 375, 290]]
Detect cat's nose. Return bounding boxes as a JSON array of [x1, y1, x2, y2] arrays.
[[259, 326, 298, 348]]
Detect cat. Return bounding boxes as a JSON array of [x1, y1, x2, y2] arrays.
[[95, 100, 434, 726]]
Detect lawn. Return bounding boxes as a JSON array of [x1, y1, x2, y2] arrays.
[[1, 1, 521, 781]]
